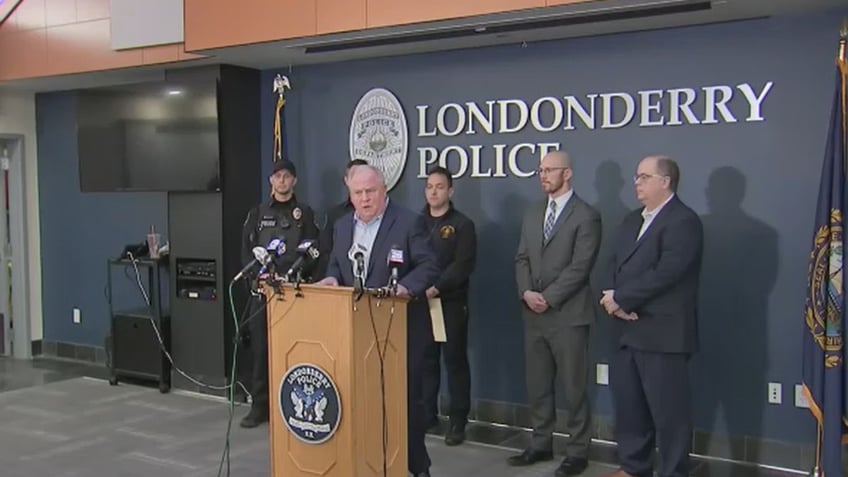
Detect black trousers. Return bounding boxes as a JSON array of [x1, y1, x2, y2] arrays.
[[610, 346, 692, 477], [407, 308, 434, 474], [422, 299, 471, 425], [247, 297, 269, 413]]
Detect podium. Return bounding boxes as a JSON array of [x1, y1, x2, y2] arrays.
[[265, 283, 408, 477]]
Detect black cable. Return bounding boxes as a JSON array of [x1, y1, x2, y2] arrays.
[[124, 254, 250, 395], [123, 255, 263, 477], [367, 294, 396, 477]]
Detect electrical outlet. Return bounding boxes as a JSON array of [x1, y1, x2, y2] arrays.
[[795, 384, 809, 408], [73, 308, 81, 324], [596, 363, 609, 385], [768, 382, 782, 404]]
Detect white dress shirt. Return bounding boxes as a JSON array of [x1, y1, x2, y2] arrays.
[[637, 193, 675, 240]]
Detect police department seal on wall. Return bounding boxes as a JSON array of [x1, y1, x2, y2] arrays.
[[279, 363, 341, 444], [349, 88, 409, 191]]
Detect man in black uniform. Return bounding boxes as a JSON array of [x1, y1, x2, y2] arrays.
[[420, 166, 477, 446], [316, 158, 368, 278], [239, 159, 319, 428]]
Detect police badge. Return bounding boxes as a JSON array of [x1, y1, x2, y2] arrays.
[[440, 225, 455, 239], [292, 207, 302, 221], [349, 88, 409, 192]]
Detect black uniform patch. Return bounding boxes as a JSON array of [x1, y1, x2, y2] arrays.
[[260, 216, 277, 229]]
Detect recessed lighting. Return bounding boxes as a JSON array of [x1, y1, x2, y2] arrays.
[[166, 89, 183, 96]]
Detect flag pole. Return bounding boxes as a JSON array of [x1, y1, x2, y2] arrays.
[[809, 23, 847, 477], [810, 422, 822, 477], [272, 74, 291, 165], [840, 19, 847, 175]]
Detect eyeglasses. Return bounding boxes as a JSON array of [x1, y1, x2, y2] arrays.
[[537, 167, 568, 175], [633, 173, 667, 183]]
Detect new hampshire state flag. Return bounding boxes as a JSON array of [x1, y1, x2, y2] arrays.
[[801, 34, 848, 477]]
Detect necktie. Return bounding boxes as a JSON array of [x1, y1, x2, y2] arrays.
[[544, 201, 557, 243]]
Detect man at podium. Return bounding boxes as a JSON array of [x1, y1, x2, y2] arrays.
[[317, 164, 439, 477]]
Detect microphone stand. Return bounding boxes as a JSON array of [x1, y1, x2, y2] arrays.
[[353, 272, 364, 302], [291, 270, 304, 296]]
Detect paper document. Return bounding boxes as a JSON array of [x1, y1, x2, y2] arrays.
[[428, 298, 447, 342]]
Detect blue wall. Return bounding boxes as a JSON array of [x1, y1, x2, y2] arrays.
[[37, 93, 168, 348], [36, 8, 847, 446], [257, 10, 848, 444]]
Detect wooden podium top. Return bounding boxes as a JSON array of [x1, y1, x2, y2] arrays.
[[262, 282, 411, 303]]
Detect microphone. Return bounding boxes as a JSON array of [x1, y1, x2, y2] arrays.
[[234, 246, 270, 282], [259, 237, 286, 275], [348, 243, 367, 292], [286, 239, 320, 280], [387, 246, 404, 295], [348, 243, 367, 277]]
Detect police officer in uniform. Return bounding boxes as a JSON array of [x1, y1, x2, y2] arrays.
[[420, 166, 477, 446], [239, 159, 319, 428]]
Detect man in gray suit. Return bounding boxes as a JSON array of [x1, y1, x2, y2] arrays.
[[510, 150, 602, 477]]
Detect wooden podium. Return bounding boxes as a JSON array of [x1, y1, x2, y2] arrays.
[[265, 283, 408, 477]]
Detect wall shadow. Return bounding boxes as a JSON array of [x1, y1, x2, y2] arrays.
[[694, 166, 778, 472]]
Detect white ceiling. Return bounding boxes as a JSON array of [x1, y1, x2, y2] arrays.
[[1, 0, 845, 93]]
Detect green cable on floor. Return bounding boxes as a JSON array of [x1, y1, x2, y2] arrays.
[[216, 281, 240, 477]]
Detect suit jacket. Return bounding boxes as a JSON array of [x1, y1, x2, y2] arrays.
[[325, 200, 440, 324], [604, 195, 703, 353], [515, 193, 602, 326], [315, 199, 354, 278]]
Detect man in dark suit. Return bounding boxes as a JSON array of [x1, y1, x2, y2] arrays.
[[317, 164, 439, 477], [600, 155, 703, 477], [511, 151, 602, 477], [315, 158, 369, 277]]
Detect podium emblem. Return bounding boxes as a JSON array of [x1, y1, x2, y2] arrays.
[[279, 363, 341, 444]]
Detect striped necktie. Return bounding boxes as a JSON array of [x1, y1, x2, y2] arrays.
[[544, 200, 557, 243]]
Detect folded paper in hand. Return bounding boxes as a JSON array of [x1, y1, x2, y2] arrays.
[[428, 298, 447, 343]]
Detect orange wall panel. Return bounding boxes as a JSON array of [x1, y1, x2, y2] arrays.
[[76, 0, 110, 22], [317, 0, 366, 35], [3, 8, 19, 32], [46, 19, 143, 75], [365, 0, 545, 28], [14, 0, 46, 30], [0, 28, 48, 79], [0, 0, 201, 81], [45, 0, 76, 27], [142, 44, 181, 65], [185, 0, 318, 51]]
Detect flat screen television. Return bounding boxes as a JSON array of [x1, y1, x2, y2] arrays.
[[76, 77, 221, 192]]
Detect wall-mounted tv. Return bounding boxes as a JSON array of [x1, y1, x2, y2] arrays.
[[76, 77, 221, 192]]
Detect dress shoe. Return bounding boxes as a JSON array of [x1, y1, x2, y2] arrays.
[[444, 422, 465, 446], [412, 471, 431, 477], [507, 448, 553, 466], [555, 456, 589, 476], [239, 407, 269, 428]]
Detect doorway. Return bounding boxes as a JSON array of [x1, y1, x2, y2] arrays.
[[0, 135, 31, 359]]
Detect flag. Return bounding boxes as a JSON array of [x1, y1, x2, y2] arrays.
[[272, 74, 291, 164], [801, 30, 848, 477]]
